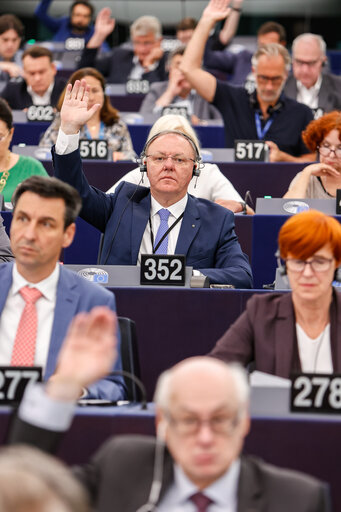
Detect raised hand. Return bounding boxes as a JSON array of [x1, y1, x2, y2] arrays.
[[94, 7, 116, 42], [202, 0, 231, 23], [60, 79, 101, 135], [47, 307, 118, 400]]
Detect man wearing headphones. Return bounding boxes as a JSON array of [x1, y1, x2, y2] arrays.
[[51, 78, 252, 288]]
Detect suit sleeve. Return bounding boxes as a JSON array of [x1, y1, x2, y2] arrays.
[[35, 0, 61, 33], [0, 214, 14, 262], [78, 48, 112, 78], [139, 85, 160, 115]]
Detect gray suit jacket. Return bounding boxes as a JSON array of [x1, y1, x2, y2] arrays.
[[139, 81, 222, 120], [284, 73, 341, 113], [8, 431, 330, 511]]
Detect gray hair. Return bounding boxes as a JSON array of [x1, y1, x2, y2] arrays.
[[292, 33, 326, 58], [154, 358, 250, 416], [130, 15, 162, 39], [252, 43, 291, 72]]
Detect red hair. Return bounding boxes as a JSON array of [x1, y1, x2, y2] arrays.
[[302, 111, 341, 152], [279, 209, 341, 263]]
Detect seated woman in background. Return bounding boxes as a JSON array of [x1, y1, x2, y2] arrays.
[[284, 111, 341, 199], [0, 98, 47, 205], [39, 67, 136, 162], [107, 114, 254, 214], [209, 209, 341, 375]]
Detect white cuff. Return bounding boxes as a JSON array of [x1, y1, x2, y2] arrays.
[[55, 128, 80, 155], [18, 383, 76, 432]]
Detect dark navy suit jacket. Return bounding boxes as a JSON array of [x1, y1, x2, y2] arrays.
[[52, 148, 252, 288], [0, 263, 125, 400]]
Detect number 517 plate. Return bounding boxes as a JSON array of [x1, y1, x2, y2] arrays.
[[140, 255, 185, 286]]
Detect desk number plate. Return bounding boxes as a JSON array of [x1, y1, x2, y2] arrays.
[[79, 140, 108, 159], [126, 79, 150, 95], [291, 373, 341, 414], [140, 255, 185, 286], [0, 367, 42, 404], [234, 140, 268, 161], [26, 105, 54, 122]]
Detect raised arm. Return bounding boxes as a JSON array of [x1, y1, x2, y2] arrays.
[[218, 0, 243, 46], [60, 79, 101, 135], [34, 0, 61, 34], [86, 7, 115, 49], [181, 0, 231, 102]]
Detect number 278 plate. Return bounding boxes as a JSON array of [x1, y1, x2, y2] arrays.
[[140, 255, 185, 286]]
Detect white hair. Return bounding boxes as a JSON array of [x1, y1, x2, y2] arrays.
[[146, 114, 201, 151], [292, 33, 326, 58], [130, 15, 162, 39], [154, 357, 250, 416], [252, 43, 291, 72]]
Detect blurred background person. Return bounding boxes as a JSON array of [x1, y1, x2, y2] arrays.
[[39, 67, 136, 161], [107, 114, 254, 214], [284, 34, 341, 117], [175, 17, 197, 45], [139, 46, 222, 124], [210, 209, 341, 375], [0, 213, 14, 262], [0, 14, 24, 81], [0, 445, 90, 512], [284, 111, 341, 199], [1, 46, 66, 110], [0, 98, 47, 205]]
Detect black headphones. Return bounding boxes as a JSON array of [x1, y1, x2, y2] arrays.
[[275, 250, 341, 282], [137, 130, 202, 178]]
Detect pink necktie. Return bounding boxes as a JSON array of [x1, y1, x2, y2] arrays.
[[11, 286, 43, 366], [190, 492, 213, 512]]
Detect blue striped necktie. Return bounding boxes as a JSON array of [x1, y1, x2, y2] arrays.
[[154, 208, 171, 254]]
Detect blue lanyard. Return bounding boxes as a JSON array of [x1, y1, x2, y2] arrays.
[[84, 121, 105, 140], [254, 112, 274, 140]]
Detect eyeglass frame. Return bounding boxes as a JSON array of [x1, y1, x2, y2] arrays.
[[145, 153, 196, 168], [285, 257, 334, 273], [255, 74, 285, 86], [293, 57, 323, 68], [163, 409, 243, 436], [318, 143, 341, 159]]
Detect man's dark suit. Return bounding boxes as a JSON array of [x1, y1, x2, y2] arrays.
[[1, 76, 66, 110], [78, 47, 168, 84], [209, 291, 341, 377], [284, 73, 341, 114], [52, 148, 253, 288], [8, 431, 329, 512]]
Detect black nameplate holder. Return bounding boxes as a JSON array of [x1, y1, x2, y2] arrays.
[[26, 105, 54, 122], [65, 37, 85, 51], [79, 139, 108, 159], [291, 373, 341, 414], [336, 189, 341, 215], [0, 366, 42, 404], [140, 254, 185, 286], [234, 139, 268, 162], [161, 105, 189, 118], [125, 79, 150, 95]]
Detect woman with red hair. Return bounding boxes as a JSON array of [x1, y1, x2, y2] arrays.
[[284, 111, 341, 198], [209, 209, 341, 376]]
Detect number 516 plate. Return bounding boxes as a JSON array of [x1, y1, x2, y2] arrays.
[[140, 255, 185, 286]]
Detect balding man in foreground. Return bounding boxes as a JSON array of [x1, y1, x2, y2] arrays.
[[10, 309, 329, 511]]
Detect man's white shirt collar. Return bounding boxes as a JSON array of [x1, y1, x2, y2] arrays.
[[12, 262, 60, 302], [150, 194, 188, 220]]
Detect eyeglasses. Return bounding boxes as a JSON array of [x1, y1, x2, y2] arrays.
[[0, 130, 10, 143], [165, 411, 241, 436], [293, 58, 322, 68], [286, 257, 334, 273], [146, 154, 195, 168], [318, 143, 341, 159], [256, 74, 284, 85]]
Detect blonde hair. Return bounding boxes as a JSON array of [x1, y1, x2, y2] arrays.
[[147, 114, 201, 150]]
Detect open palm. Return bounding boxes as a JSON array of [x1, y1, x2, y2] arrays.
[[203, 0, 231, 22], [60, 79, 101, 134]]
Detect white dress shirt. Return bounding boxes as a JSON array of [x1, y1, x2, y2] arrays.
[[297, 323, 332, 373], [296, 75, 322, 109], [27, 81, 55, 106], [129, 54, 159, 80], [158, 460, 240, 512], [0, 263, 60, 374]]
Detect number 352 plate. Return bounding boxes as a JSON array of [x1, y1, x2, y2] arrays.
[[140, 255, 185, 286]]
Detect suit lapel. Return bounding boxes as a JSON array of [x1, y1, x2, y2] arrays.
[[45, 268, 81, 379], [237, 458, 264, 512], [131, 194, 151, 263], [330, 291, 341, 372], [274, 294, 298, 377], [0, 263, 14, 314], [175, 195, 201, 255], [317, 76, 329, 111]]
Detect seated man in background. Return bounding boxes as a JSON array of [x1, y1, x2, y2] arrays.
[[1, 46, 66, 110], [0, 213, 14, 262], [139, 46, 222, 124], [108, 114, 254, 214], [0, 14, 24, 81], [284, 33, 341, 118], [0, 175, 125, 400], [78, 8, 168, 84], [10, 317, 330, 511], [34, 0, 110, 51], [209, 210, 341, 376], [181, 0, 315, 163], [52, 79, 253, 287]]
